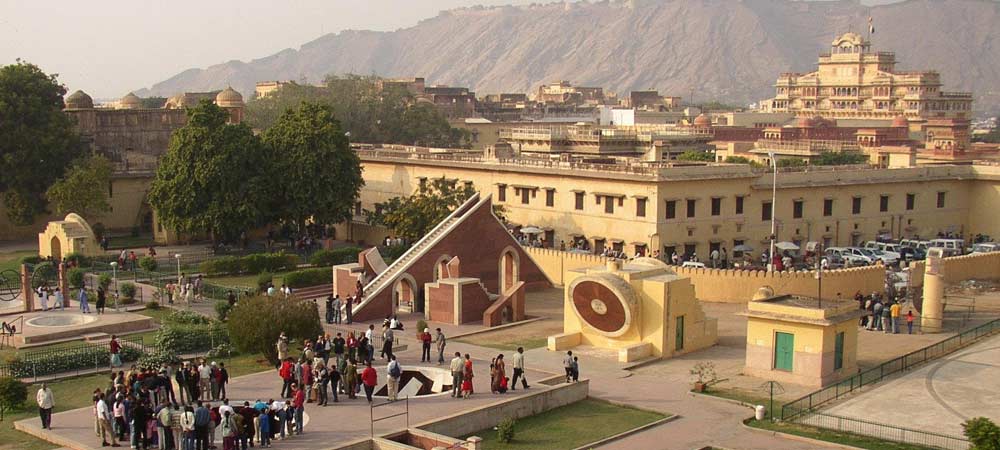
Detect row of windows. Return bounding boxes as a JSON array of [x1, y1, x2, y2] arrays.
[[665, 192, 946, 221], [498, 184, 649, 217]]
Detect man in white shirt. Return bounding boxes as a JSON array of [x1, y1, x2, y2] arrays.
[[198, 361, 212, 400], [386, 356, 401, 402], [36, 383, 54, 429], [218, 398, 234, 416], [449, 352, 464, 398], [511, 347, 530, 390], [96, 392, 120, 447]]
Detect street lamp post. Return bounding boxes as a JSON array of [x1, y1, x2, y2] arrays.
[[768, 151, 778, 272], [109, 261, 119, 312], [175, 254, 182, 282]]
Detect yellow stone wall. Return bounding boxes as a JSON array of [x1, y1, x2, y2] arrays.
[[908, 251, 1000, 289]]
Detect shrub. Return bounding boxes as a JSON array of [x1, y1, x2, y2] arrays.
[[4, 346, 142, 378], [92, 222, 106, 240], [200, 256, 240, 276], [146, 301, 160, 310], [99, 273, 113, 290], [497, 417, 516, 443], [283, 268, 329, 288], [206, 343, 235, 359], [155, 321, 229, 354], [120, 282, 137, 300], [164, 309, 211, 325], [416, 319, 428, 335], [137, 351, 181, 370], [138, 256, 158, 272], [256, 272, 273, 291], [0, 377, 28, 417], [19, 255, 43, 265], [963, 417, 1000, 450], [382, 244, 409, 261], [199, 253, 297, 276], [68, 268, 86, 289], [309, 246, 361, 267], [215, 300, 232, 321], [64, 252, 90, 267], [227, 296, 323, 365]]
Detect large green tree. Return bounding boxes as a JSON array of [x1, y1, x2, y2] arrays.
[[148, 101, 271, 243], [814, 151, 869, 166], [365, 177, 504, 241], [262, 102, 364, 229], [245, 74, 468, 147], [0, 61, 82, 224], [45, 154, 112, 217]]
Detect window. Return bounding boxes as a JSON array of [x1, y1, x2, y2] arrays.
[[604, 196, 615, 214], [711, 198, 721, 216], [686, 199, 696, 218], [666, 200, 677, 219], [735, 196, 744, 215], [675, 316, 685, 351], [108, 181, 114, 198], [762, 201, 772, 221], [834, 331, 845, 370], [354, 202, 362, 216], [636, 198, 646, 217], [937, 191, 946, 208], [498, 184, 507, 202], [520, 188, 530, 205], [823, 199, 833, 217], [906, 193, 915, 210], [880, 195, 889, 212], [852, 197, 862, 215], [545, 189, 554, 207], [566, 192, 581, 211], [793, 200, 803, 219]]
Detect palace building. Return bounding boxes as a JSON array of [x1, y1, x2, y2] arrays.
[[766, 33, 973, 132]]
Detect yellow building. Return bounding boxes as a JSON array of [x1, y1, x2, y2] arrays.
[[349, 146, 1000, 262], [744, 294, 862, 387], [767, 33, 973, 132], [548, 258, 717, 362]]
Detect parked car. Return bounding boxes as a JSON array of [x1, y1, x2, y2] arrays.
[[826, 247, 871, 266], [868, 249, 899, 266], [844, 247, 879, 265], [971, 243, 1000, 253], [899, 246, 926, 262], [929, 238, 965, 257], [875, 242, 903, 260], [681, 261, 706, 268], [899, 239, 931, 251]]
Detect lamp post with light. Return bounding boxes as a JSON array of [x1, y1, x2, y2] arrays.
[[768, 150, 778, 272], [109, 261, 119, 312]]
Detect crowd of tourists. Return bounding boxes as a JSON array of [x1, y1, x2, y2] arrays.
[[857, 290, 915, 334]]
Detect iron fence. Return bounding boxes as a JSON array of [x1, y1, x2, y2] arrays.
[[798, 412, 969, 450], [0, 335, 147, 381], [782, 318, 1000, 420]]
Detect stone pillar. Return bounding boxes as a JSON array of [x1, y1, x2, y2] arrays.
[[464, 436, 482, 450], [58, 262, 71, 307], [21, 264, 33, 312], [921, 251, 945, 333]]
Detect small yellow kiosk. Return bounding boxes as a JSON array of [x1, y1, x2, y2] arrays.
[[744, 294, 862, 387]]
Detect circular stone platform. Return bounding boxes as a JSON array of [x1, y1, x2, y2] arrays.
[[26, 314, 98, 327]]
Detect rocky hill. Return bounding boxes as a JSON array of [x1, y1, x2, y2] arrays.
[[139, 0, 1000, 112]]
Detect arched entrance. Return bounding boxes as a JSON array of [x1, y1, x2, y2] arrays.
[[433, 255, 452, 281], [50, 236, 62, 262], [498, 246, 520, 293], [392, 274, 418, 313]]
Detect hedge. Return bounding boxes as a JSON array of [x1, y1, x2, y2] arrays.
[[309, 247, 361, 267], [199, 252, 298, 276], [283, 268, 330, 288], [163, 309, 211, 325], [154, 322, 229, 354], [2, 346, 142, 378]]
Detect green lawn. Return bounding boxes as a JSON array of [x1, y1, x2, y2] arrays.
[[747, 419, 939, 450], [454, 336, 549, 352], [471, 398, 665, 450], [205, 270, 292, 289], [0, 372, 110, 450], [107, 234, 155, 250], [0, 250, 34, 273]]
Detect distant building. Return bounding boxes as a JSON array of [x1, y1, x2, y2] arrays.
[[254, 81, 293, 99], [766, 33, 973, 132], [536, 81, 607, 105], [627, 90, 681, 111]]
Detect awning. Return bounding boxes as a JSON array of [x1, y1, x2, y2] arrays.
[[630, 241, 647, 246], [610, 239, 624, 244], [591, 236, 606, 241]]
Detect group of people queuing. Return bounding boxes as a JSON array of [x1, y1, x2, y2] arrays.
[[856, 291, 915, 334]]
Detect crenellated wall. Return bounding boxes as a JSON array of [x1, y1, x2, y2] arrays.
[[524, 246, 884, 303], [908, 251, 1000, 288]]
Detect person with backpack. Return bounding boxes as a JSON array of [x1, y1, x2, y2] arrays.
[[387, 356, 402, 401]]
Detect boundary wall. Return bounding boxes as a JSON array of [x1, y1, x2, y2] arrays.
[[908, 251, 1000, 290], [523, 247, 884, 303]]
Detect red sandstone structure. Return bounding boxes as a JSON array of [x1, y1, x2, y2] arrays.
[[333, 194, 551, 326]]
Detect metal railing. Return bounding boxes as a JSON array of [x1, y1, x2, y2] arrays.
[[0, 335, 147, 381], [781, 318, 1000, 420], [798, 411, 968, 450]]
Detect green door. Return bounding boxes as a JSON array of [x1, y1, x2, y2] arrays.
[[675, 316, 685, 351], [774, 332, 794, 371]]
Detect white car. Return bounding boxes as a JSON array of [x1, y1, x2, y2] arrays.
[[868, 249, 899, 265], [826, 247, 871, 266], [844, 247, 878, 265], [681, 261, 706, 268], [971, 243, 999, 253], [929, 238, 964, 257]]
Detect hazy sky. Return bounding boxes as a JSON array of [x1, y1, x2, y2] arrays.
[[0, 0, 551, 99]]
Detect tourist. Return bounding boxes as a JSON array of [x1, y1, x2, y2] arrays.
[[332, 295, 342, 324], [390, 315, 403, 331], [170, 403, 184, 450], [257, 407, 271, 448], [110, 335, 122, 368], [238, 401, 255, 450], [315, 363, 328, 406], [419, 328, 432, 362], [269, 399, 286, 441], [165, 283, 174, 305], [291, 383, 305, 435], [276, 333, 289, 362], [38, 286, 49, 311], [129, 399, 150, 449], [511, 347, 529, 390], [450, 352, 463, 398], [55, 287, 65, 311], [871, 295, 883, 331], [361, 362, 377, 404], [194, 275, 203, 301], [461, 354, 474, 399], [97, 392, 121, 447], [175, 364, 191, 405], [365, 325, 376, 363], [881, 300, 893, 334], [890, 301, 901, 334], [155, 400, 172, 450], [491, 354, 506, 394], [198, 361, 212, 401], [184, 282, 194, 305], [207, 402, 219, 449], [278, 358, 294, 399], [344, 358, 358, 400], [80, 287, 92, 314], [209, 362, 221, 401], [217, 363, 229, 400], [226, 290, 236, 307], [36, 383, 54, 430], [907, 310, 915, 334], [332, 332, 346, 364], [345, 295, 354, 324], [435, 328, 446, 365], [387, 356, 401, 401], [113, 396, 127, 440], [382, 326, 395, 361], [563, 351, 574, 383], [300, 359, 313, 403], [220, 410, 236, 450], [181, 405, 196, 450], [324, 295, 333, 324], [571, 356, 580, 382]]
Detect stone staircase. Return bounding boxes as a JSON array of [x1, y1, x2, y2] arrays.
[[351, 194, 481, 317]]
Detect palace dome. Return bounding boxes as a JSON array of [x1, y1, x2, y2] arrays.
[[119, 92, 142, 109], [215, 87, 244, 108], [693, 114, 711, 127], [64, 90, 94, 110]]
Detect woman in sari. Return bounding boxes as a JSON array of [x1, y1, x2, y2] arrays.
[[461, 354, 474, 399], [492, 354, 506, 394]]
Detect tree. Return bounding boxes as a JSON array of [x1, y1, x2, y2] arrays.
[[45, 154, 112, 217], [262, 102, 364, 230], [776, 158, 807, 168], [365, 177, 477, 241], [139, 96, 167, 109], [0, 61, 83, 225], [0, 377, 27, 420], [814, 151, 868, 166], [227, 296, 323, 365], [964, 417, 1000, 450], [677, 150, 715, 162], [148, 101, 272, 244]]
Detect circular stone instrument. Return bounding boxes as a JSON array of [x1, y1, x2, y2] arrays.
[[568, 273, 640, 338]]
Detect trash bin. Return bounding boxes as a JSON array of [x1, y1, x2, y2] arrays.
[[755, 405, 766, 421]]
